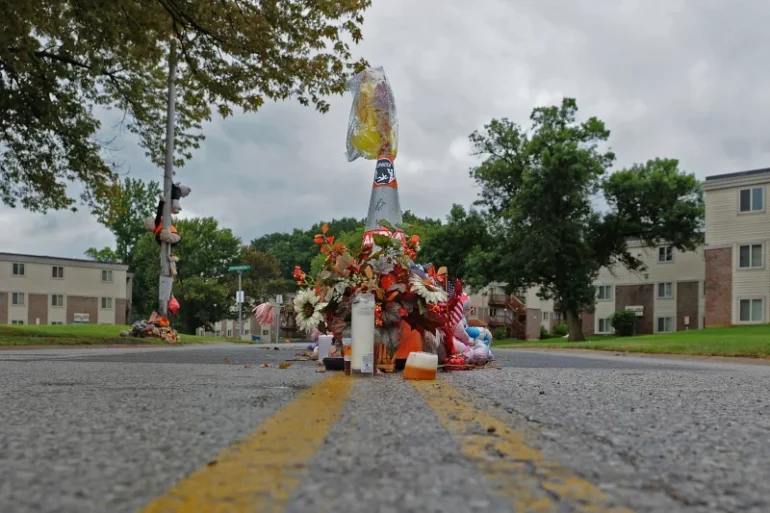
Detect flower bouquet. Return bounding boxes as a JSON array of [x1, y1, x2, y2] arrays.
[[293, 222, 453, 372]]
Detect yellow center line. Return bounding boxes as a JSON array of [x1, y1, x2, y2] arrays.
[[412, 380, 635, 513], [140, 374, 353, 513]]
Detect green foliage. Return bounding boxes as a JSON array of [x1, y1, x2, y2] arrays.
[[468, 98, 704, 342], [84, 247, 121, 263], [610, 310, 637, 337], [493, 327, 507, 340], [552, 323, 569, 337], [87, 177, 161, 264], [418, 204, 492, 280], [0, 0, 371, 213]]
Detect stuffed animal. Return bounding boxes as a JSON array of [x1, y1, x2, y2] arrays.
[[168, 254, 179, 276], [171, 183, 191, 214], [143, 195, 182, 246]]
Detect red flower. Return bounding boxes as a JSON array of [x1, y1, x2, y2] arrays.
[[293, 265, 305, 280], [409, 234, 420, 246], [380, 273, 396, 291]]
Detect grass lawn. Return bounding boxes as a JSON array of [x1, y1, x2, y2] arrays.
[[494, 325, 770, 358], [0, 323, 243, 347]]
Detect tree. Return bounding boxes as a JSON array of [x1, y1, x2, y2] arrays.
[[418, 204, 491, 281], [86, 177, 161, 264], [84, 247, 121, 263], [232, 246, 283, 303], [1, 0, 371, 213], [469, 98, 703, 341], [130, 216, 242, 331]]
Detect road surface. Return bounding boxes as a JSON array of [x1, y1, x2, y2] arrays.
[[0, 344, 767, 513]]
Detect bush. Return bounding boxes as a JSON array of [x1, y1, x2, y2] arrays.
[[540, 325, 549, 339], [610, 310, 637, 337], [493, 327, 507, 340], [552, 323, 569, 336]]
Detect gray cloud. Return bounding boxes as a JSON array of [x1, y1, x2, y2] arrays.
[[4, 0, 770, 258]]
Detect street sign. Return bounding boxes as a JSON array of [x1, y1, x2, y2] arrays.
[[275, 294, 284, 305], [625, 305, 644, 317], [228, 264, 251, 272], [236, 291, 245, 303]]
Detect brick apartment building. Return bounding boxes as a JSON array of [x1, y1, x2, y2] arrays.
[[583, 241, 706, 336], [703, 167, 770, 326], [0, 253, 132, 325]]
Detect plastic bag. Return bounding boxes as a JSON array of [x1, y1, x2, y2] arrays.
[[345, 67, 399, 162]]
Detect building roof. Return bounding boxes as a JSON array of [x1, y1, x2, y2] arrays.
[[0, 252, 129, 270], [705, 167, 770, 182]]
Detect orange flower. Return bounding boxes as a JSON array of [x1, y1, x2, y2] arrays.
[[314, 235, 325, 244], [409, 234, 420, 246], [380, 274, 396, 291], [374, 304, 384, 327]]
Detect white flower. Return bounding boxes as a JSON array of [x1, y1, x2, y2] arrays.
[[293, 289, 327, 333], [409, 275, 448, 304]]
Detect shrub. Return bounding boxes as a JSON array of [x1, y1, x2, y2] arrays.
[[610, 310, 637, 337], [540, 325, 549, 339], [552, 323, 569, 336], [493, 327, 507, 340]]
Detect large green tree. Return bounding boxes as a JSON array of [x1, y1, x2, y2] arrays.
[[1, 0, 370, 213], [469, 98, 703, 341], [86, 177, 161, 264]]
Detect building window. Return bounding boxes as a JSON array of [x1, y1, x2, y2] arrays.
[[262, 329, 270, 336], [12, 263, 25, 276], [101, 269, 113, 282], [101, 297, 113, 309], [657, 282, 674, 299], [739, 298, 764, 323], [11, 320, 24, 325], [227, 329, 232, 337], [596, 285, 612, 300], [739, 187, 764, 212], [658, 245, 674, 262], [11, 292, 25, 306], [597, 318, 611, 333], [51, 266, 64, 279], [489, 308, 498, 317], [657, 317, 674, 332], [51, 295, 64, 307], [543, 312, 549, 321], [739, 244, 763, 268]]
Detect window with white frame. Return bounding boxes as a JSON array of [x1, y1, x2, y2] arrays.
[[596, 285, 612, 300], [739, 244, 763, 268], [739, 298, 764, 322], [597, 318, 611, 333], [11, 320, 24, 325], [11, 292, 25, 306], [101, 269, 113, 282], [658, 245, 674, 262], [262, 329, 270, 336], [657, 282, 674, 299], [227, 329, 232, 337], [657, 317, 674, 332], [543, 312, 549, 321], [51, 295, 64, 307], [101, 297, 113, 309], [12, 263, 25, 276], [51, 266, 64, 279], [739, 187, 764, 212]]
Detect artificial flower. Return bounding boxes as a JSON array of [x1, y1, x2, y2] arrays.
[[370, 254, 394, 274], [409, 275, 448, 304], [293, 289, 327, 333]]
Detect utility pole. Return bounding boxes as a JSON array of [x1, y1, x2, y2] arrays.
[[228, 265, 251, 339], [158, 42, 177, 316]]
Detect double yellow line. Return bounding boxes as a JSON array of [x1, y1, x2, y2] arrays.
[[140, 374, 634, 513]]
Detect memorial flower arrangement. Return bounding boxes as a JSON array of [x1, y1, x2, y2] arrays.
[[293, 223, 450, 355]]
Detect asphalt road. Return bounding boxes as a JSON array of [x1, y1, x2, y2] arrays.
[[0, 344, 768, 513]]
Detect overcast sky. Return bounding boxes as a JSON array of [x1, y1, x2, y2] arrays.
[[3, 0, 769, 258]]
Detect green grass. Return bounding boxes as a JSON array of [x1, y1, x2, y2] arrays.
[[0, 324, 242, 347], [494, 325, 770, 358]]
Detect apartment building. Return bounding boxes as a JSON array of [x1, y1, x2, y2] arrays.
[[703, 167, 770, 326], [468, 282, 557, 340], [584, 241, 706, 336], [0, 253, 132, 325]]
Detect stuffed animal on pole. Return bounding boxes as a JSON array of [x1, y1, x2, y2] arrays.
[[143, 195, 182, 246], [171, 183, 191, 214]]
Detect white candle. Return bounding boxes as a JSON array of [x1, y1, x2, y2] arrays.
[[351, 292, 375, 375]]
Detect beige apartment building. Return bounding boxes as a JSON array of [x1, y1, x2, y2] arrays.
[[583, 242, 706, 336], [467, 283, 557, 340], [703, 167, 770, 326], [0, 253, 132, 326]]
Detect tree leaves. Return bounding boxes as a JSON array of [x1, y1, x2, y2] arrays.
[[0, 0, 372, 213]]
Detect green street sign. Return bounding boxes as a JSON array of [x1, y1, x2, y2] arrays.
[[228, 264, 251, 272]]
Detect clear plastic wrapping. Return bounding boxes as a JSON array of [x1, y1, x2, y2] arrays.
[[345, 66, 399, 162]]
